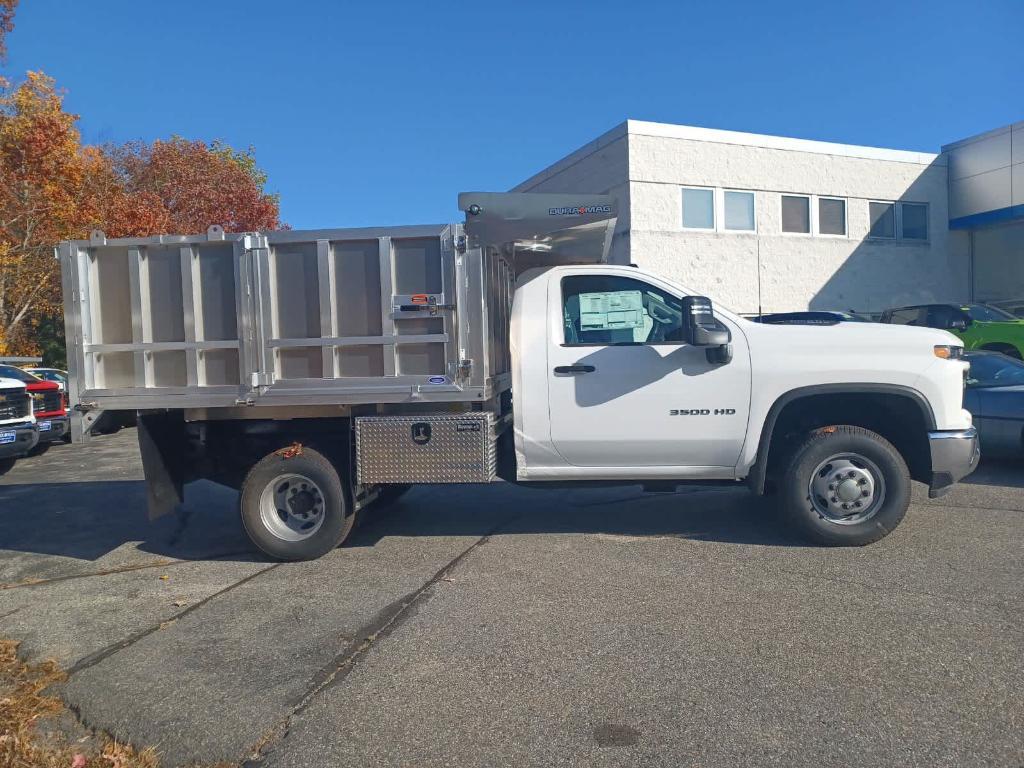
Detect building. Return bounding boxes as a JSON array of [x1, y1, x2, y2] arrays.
[[513, 119, 1021, 315], [943, 122, 1024, 307]]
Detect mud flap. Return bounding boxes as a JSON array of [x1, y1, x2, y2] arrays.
[[137, 412, 185, 521]]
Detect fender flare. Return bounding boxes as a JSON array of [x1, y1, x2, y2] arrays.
[[746, 383, 937, 495]]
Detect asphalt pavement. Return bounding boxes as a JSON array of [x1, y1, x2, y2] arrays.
[[1, 430, 1022, 767]]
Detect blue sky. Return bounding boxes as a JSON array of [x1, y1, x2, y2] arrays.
[[5, 0, 1023, 229]]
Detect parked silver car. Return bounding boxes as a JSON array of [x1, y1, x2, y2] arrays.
[[964, 351, 1024, 457]]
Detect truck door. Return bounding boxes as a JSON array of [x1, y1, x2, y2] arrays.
[[546, 270, 751, 469]]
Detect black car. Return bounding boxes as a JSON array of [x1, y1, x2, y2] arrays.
[[963, 351, 1024, 458], [749, 311, 872, 325]]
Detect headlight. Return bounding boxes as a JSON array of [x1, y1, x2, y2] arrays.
[[934, 345, 963, 360]]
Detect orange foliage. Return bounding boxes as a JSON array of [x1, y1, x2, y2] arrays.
[[0, 72, 82, 354], [0, 71, 281, 355], [0, 0, 16, 63]]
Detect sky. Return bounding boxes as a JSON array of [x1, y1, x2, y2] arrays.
[[4, 0, 1023, 229]]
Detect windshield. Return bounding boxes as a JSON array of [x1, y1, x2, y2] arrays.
[[965, 304, 1017, 322], [31, 370, 66, 383], [0, 364, 39, 383], [965, 353, 1024, 388]]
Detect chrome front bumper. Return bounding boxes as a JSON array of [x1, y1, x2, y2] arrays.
[[928, 427, 980, 498]]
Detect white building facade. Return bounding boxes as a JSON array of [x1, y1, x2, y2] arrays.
[[513, 120, 975, 315]]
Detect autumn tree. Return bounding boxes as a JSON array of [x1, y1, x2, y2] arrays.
[[0, 0, 16, 63], [0, 71, 281, 356], [0, 72, 84, 354]]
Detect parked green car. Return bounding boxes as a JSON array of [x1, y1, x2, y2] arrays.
[[879, 303, 1024, 359]]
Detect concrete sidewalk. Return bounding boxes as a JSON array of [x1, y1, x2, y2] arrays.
[[1, 430, 1022, 767]]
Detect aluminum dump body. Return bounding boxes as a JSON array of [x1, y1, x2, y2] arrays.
[[58, 192, 616, 416]]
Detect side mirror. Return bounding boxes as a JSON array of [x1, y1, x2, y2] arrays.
[[681, 295, 732, 364], [950, 317, 970, 331], [681, 296, 731, 346]]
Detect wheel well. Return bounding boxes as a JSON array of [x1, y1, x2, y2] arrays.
[[183, 417, 354, 491], [979, 342, 1022, 359], [759, 392, 932, 490]]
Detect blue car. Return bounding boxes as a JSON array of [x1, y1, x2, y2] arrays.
[[963, 351, 1024, 458]]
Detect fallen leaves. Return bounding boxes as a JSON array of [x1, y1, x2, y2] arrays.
[[0, 638, 176, 767]]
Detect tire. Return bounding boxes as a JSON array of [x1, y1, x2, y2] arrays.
[[0, 456, 15, 475], [240, 446, 354, 561], [779, 425, 910, 546]]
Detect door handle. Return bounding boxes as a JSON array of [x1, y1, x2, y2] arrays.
[[553, 365, 596, 374]]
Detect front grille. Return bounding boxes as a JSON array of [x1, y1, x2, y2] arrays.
[[32, 390, 64, 414], [0, 392, 30, 420]]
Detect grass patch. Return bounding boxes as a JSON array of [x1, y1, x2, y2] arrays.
[[0, 639, 160, 768]]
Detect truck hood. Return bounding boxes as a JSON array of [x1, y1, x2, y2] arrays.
[[738, 317, 970, 432], [742, 318, 961, 349], [24, 378, 59, 392], [0, 377, 27, 392]]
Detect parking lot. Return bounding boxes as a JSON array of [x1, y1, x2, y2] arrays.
[[0, 429, 1022, 767]]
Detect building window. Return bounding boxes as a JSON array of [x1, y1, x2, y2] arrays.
[[723, 190, 756, 231], [681, 187, 715, 230], [781, 195, 810, 234], [900, 202, 928, 241], [818, 197, 846, 236], [869, 202, 896, 239]]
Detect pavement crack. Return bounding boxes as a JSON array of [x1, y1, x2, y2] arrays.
[[0, 550, 258, 591], [66, 562, 281, 677], [244, 517, 516, 766], [0, 606, 23, 621]]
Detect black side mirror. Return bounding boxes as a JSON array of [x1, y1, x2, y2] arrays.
[[950, 317, 970, 331], [681, 295, 732, 364], [682, 296, 731, 346]]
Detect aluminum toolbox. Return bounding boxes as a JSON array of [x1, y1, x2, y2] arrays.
[[354, 413, 496, 484]]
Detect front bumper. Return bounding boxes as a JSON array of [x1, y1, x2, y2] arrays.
[[0, 421, 40, 459], [34, 413, 69, 442], [928, 427, 980, 498]]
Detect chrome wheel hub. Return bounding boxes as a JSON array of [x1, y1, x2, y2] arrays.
[[808, 454, 885, 525], [259, 473, 326, 542]]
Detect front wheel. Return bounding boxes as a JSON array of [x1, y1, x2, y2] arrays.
[[779, 425, 910, 546], [240, 446, 354, 561]]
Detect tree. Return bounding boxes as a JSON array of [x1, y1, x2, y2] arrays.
[[0, 0, 16, 63], [0, 71, 281, 356], [106, 137, 280, 235], [0, 72, 84, 354]]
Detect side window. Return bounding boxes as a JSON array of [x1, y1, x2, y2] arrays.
[[562, 275, 685, 346], [924, 306, 959, 330], [887, 308, 925, 326]]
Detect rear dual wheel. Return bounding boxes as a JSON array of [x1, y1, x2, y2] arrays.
[[780, 425, 910, 546], [240, 447, 354, 561]]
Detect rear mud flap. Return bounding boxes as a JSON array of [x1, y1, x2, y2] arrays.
[[137, 413, 185, 521]]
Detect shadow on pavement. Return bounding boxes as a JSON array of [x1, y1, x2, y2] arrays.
[[0, 476, 798, 564], [0, 478, 260, 564], [350, 482, 800, 548], [962, 458, 1024, 489]]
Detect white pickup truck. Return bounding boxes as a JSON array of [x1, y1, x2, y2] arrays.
[[59, 192, 978, 560], [0, 377, 38, 471]]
